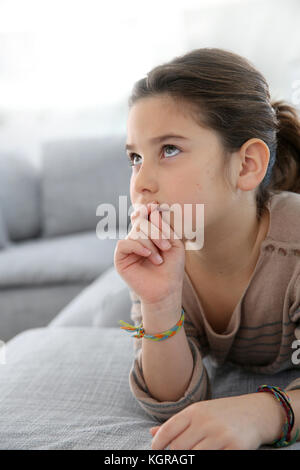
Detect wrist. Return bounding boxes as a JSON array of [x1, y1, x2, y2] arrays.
[[141, 294, 182, 316], [249, 391, 287, 445], [141, 298, 183, 334]]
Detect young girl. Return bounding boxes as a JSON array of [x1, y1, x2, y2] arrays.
[[114, 47, 300, 450]]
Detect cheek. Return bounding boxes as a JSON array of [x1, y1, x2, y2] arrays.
[[130, 177, 137, 201], [193, 166, 223, 199], [191, 168, 212, 194], [168, 201, 205, 242]]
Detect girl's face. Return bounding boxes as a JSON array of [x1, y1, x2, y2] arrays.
[[126, 95, 237, 243]]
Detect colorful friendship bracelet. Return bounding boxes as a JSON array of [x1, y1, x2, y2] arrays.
[[119, 308, 185, 341], [256, 385, 300, 448]]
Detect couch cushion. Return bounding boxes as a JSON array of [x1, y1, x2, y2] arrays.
[[0, 230, 117, 287], [0, 326, 300, 450], [0, 326, 155, 450], [48, 264, 131, 328], [40, 134, 131, 238], [0, 208, 10, 250], [93, 285, 132, 328], [0, 152, 41, 241], [0, 283, 89, 342]]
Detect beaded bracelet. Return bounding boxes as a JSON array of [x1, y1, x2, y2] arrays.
[[119, 308, 185, 341], [256, 385, 300, 448]]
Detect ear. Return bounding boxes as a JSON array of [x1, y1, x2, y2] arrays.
[[235, 138, 270, 192]]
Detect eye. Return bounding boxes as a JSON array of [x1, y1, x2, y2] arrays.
[[127, 144, 181, 167], [163, 145, 181, 158]]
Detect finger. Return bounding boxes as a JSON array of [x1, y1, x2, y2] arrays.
[[132, 203, 175, 246], [131, 205, 168, 246], [130, 204, 149, 222], [130, 206, 173, 259], [151, 414, 191, 450], [147, 203, 174, 240], [127, 226, 164, 265], [168, 426, 206, 451], [139, 217, 172, 252], [149, 426, 160, 436], [150, 205, 183, 244], [117, 238, 152, 260], [130, 208, 147, 223], [191, 437, 224, 450], [149, 209, 173, 245], [129, 218, 168, 264]]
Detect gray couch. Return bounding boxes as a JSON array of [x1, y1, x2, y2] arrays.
[[1, 270, 300, 450], [0, 135, 131, 341], [0, 136, 299, 450]]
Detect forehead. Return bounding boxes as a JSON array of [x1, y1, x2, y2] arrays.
[[127, 95, 200, 136]]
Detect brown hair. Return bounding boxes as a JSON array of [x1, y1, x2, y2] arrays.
[[128, 47, 300, 221]]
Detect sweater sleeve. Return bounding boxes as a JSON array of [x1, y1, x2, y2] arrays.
[[285, 274, 300, 393], [127, 288, 211, 423]]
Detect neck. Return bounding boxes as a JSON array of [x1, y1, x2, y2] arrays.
[[185, 201, 270, 280]]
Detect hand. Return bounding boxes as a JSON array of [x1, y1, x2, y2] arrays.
[[114, 202, 185, 304], [150, 394, 266, 450]]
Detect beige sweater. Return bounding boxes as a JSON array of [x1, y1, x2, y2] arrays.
[[127, 190, 300, 421]]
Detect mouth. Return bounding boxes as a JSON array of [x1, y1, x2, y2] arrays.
[[149, 201, 170, 212]]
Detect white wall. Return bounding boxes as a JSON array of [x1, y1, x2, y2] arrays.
[[0, 0, 299, 167]]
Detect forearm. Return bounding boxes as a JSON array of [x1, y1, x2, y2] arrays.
[[141, 300, 194, 402]]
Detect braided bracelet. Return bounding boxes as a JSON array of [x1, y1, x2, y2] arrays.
[[256, 385, 300, 448], [119, 308, 185, 341]]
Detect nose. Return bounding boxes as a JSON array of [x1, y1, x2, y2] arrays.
[[131, 161, 159, 196]]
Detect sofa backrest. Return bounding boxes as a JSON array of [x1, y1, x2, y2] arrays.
[[0, 134, 132, 244], [0, 208, 11, 250], [40, 134, 132, 238], [0, 152, 41, 242]]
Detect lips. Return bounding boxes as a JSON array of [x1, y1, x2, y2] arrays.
[[135, 201, 169, 214], [149, 201, 171, 212], [148, 201, 166, 212]]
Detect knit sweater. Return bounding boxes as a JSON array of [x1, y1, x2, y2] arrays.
[[127, 190, 300, 422]]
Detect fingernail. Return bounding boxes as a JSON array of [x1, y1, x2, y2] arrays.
[[154, 254, 163, 264], [161, 240, 171, 249]]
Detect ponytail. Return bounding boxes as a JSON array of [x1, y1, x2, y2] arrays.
[[269, 100, 300, 193]]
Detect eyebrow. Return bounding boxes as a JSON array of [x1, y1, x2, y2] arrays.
[[125, 134, 189, 151]]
